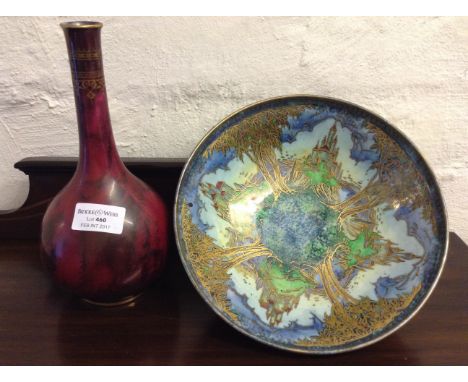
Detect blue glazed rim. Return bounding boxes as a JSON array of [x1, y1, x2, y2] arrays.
[[174, 95, 449, 354]]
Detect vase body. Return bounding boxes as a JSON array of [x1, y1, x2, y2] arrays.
[[40, 21, 168, 305]]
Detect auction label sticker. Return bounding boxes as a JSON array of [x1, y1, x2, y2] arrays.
[[71, 203, 126, 235]]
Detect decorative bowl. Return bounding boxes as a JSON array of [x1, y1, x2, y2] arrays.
[[174, 95, 448, 354]]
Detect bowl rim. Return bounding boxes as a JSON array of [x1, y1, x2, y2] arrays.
[[173, 94, 449, 354]]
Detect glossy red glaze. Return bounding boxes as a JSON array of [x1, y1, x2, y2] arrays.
[[40, 22, 168, 304]]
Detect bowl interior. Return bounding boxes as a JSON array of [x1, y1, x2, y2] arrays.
[[175, 96, 447, 353]]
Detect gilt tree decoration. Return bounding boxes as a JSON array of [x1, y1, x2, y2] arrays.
[[205, 105, 307, 198]]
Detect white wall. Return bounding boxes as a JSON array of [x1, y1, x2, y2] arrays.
[[0, 17, 467, 241]]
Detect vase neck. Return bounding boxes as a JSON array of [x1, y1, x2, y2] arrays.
[[62, 22, 124, 177]]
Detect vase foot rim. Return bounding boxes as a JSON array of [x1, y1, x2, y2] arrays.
[[82, 293, 141, 307]]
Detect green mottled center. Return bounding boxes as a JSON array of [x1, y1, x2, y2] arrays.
[[256, 191, 342, 267]]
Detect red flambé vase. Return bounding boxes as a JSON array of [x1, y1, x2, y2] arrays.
[[40, 21, 168, 305]]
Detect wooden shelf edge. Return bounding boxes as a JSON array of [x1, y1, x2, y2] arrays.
[[1, 157, 186, 239]]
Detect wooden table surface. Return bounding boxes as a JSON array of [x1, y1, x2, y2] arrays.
[[0, 232, 466, 365]]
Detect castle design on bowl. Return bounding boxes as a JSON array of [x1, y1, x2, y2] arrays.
[[175, 96, 447, 353]]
